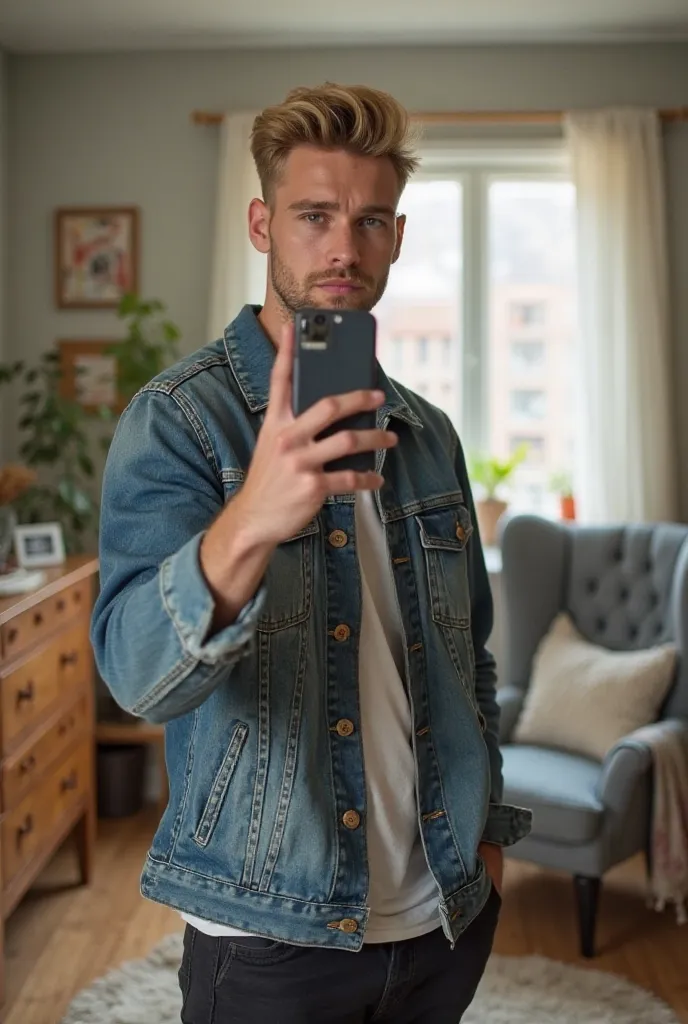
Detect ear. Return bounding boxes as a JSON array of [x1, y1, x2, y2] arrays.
[[392, 213, 406, 265], [248, 198, 271, 254]]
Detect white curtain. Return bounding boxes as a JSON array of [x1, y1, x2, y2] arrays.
[[563, 109, 677, 524], [207, 112, 267, 340]]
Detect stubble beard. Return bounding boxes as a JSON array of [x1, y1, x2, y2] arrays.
[[269, 238, 390, 319]]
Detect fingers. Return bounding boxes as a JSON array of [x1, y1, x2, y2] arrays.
[[325, 470, 385, 495], [306, 429, 397, 467], [290, 389, 386, 445], [267, 321, 294, 419]]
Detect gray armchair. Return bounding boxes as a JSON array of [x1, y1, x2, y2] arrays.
[[497, 515, 688, 957]]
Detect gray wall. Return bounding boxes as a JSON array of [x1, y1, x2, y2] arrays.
[[5, 44, 688, 510], [0, 49, 6, 460]]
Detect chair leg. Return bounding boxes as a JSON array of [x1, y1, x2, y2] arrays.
[[573, 875, 600, 958]]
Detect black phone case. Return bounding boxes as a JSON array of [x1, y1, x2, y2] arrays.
[[292, 308, 377, 473]]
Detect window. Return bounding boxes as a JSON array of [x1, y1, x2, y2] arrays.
[[375, 180, 462, 423], [511, 389, 546, 420], [376, 148, 576, 517], [510, 340, 545, 373], [510, 435, 546, 464], [510, 301, 546, 326]]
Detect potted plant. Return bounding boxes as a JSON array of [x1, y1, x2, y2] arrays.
[[0, 353, 100, 553], [550, 470, 576, 521], [468, 444, 528, 546], [0, 293, 181, 553], [0, 463, 37, 571]]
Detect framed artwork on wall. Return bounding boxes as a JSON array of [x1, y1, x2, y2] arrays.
[[54, 206, 139, 309], [58, 339, 125, 414]]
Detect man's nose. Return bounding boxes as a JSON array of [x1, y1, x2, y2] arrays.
[[328, 223, 360, 269]]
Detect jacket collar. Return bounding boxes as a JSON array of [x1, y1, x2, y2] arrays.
[[224, 305, 423, 430]]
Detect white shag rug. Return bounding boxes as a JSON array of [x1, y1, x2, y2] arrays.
[[61, 932, 679, 1024]]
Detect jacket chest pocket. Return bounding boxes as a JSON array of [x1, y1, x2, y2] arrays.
[[257, 520, 319, 632], [415, 504, 473, 629]]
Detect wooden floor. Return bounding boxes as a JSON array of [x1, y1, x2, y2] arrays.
[[4, 806, 688, 1023]]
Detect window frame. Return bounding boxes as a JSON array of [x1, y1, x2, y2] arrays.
[[409, 140, 572, 458]]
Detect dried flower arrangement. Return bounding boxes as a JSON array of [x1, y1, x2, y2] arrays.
[[0, 464, 37, 506]]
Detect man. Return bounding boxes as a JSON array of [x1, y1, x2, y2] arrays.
[[92, 82, 531, 1023]]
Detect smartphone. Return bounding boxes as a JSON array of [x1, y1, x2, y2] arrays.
[[292, 308, 378, 473]]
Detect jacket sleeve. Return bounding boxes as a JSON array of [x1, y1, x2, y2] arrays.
[[452, 427, 532, 848], [90, 387, 265, 724]]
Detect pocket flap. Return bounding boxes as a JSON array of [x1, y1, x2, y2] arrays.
[[415, 505, 473, 552], [284, 518, 320, 543]]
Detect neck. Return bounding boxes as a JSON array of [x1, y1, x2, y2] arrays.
[[257, 288, 290, 350]]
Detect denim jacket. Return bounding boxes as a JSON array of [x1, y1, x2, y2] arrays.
[[91, 304, 531, 951]]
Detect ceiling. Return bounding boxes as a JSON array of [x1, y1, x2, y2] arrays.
[[1, 0, 688, 52]]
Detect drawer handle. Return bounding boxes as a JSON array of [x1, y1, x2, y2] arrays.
[[33, 611, 44, 627], [16, 681, 35, 705], [60, 651, 79, 668], [60, 770, 79, 792], [16, 814, 34, 845], [73, 591, 82, 604], [58, 715, 77, 736], [56, 599, 66, 612], [7, 627, 18, 645], [19, 754, 37, 775]]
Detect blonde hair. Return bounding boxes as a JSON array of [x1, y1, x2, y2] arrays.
[[251, 83, 421, 203]]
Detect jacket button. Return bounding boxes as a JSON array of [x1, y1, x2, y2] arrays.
[[342, 809, 361, 829], [336, 719, 355, 737], [333, 624, 351, 642], [456, 523, 466, 542], [340, 918, 359, 933], [329, 529, 348, 548]]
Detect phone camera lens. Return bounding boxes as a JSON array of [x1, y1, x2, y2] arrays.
[[314, 314, 326, 326]]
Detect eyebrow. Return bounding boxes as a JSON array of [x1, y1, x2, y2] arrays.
[[287, 199, 397, 217]]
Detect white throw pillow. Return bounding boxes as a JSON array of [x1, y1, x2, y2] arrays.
[[512, 612, 677, 761]]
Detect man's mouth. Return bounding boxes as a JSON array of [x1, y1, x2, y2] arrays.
[[315, 281, 363, 294]]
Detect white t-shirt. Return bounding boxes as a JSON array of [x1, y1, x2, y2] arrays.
[[182, 491, 439, 942]]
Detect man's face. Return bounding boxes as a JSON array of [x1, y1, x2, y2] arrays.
[[249, 145, 406, 317]]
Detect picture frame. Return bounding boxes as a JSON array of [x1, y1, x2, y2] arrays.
[[58, 338, 125, 414], [55, 206, 139, 309], [13, 522, 66, 568]]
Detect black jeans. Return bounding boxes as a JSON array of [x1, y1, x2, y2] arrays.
[[178, 885, 500, 1023]]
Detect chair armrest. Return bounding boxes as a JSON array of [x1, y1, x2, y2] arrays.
[[596, 733, 654, 815], [496, 685, 525, 743]]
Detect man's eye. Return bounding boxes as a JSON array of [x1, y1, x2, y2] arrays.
[[304, 213, 324, 223], [362, 217, 384, 228]]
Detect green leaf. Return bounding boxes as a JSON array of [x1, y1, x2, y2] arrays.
[[78, 453, 95, 477]]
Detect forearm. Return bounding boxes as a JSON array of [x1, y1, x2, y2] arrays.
[[474, 649, 504, 804], [92, 532, 265, 723]]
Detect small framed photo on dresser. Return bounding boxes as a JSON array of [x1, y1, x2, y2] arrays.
[[55, 206, 139, 309], [13, 522, 66, 568]]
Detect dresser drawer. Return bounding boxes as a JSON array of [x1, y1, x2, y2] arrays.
[[1, 692, 90, 812], [2, 739, 91, 891], [1, 620, 91, 753], [0, 578, 92, 663]]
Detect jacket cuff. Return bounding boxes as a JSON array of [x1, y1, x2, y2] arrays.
[[160, 532, 265, 664], [481, 802, 533, 847]]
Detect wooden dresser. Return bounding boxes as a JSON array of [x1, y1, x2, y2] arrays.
[[0, 556, 99, 1008]]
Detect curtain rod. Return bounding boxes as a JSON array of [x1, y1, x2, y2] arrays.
[[192, 107, 688, 127]]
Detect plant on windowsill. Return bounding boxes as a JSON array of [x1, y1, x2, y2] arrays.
[[468, 444, 528, 546], [550, 470, 576, 521]]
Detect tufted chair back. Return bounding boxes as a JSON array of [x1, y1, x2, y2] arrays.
[[501, 516, 688, 721]]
